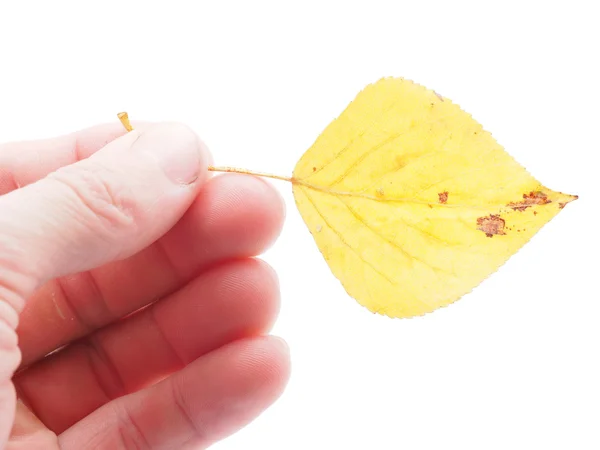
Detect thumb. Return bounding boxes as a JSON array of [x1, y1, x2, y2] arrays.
[[0, 121, 209, 445], [0, 122, 210, 318]]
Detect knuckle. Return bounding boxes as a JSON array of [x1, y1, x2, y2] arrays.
[[115, 403, 152, 450], [171, 376, 206, 440], [0, 299, 20, 379], [0, 235, 35, 315], [47, 163, 138, 237]]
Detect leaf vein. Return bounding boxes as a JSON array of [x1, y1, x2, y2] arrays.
[[326, 129, 412, 188], [293, 178, 517, 211], [306, 101, 399, 179], [299, 186, 398, 286], [355, 141, 499, 198], [336, 196, 456, 278]]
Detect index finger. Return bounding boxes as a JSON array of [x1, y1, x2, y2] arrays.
[[0, 121, 151, 194]]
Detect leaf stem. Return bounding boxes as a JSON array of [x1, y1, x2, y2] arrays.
[[207, 166, 293, 183], [117, 112, 133, 132], [117, 112, 293, 183]]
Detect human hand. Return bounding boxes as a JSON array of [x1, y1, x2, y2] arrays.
[[0, 122, 290, 449]]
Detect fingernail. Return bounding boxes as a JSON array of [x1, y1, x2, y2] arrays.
[[271, 336, 290, 356], [136, 123, 203, 184]]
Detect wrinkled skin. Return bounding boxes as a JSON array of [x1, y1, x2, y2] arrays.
[[0, 123, 290, 449]]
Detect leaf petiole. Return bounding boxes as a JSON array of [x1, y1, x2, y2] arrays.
[[205, 166, 293, 183], [116, 112, 293, 183]]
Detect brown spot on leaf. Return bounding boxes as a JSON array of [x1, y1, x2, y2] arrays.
[[438, 191, 448, 204], [508, 191, 551, 211], [533, 211, 538, 215], [312, 167, 317, 172], [375, 187, 385, 198], [477, 214, 506, 238]]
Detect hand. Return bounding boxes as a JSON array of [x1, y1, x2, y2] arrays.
[[0, 123, 290, 449]]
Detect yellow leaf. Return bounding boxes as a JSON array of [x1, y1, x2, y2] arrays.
[[292, 77, 576, 318]]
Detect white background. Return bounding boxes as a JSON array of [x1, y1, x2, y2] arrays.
[[1, 1, 598, 449]]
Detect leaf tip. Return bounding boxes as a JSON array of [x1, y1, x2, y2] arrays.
[[558, 193, 578, 209]]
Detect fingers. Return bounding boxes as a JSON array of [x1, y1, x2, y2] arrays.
[[17, 174, 285, 367], [0, 122, 209, 318], [57, 336, 290, 450], [15, 259, 280, 433]]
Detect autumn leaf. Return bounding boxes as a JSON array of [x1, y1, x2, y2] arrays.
[[118, 77, 577, 319], [291, 78, 576, 318]]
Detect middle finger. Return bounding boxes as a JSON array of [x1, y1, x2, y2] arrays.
[[17, 173, 284, 367], [15, 257, 280, 434]]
